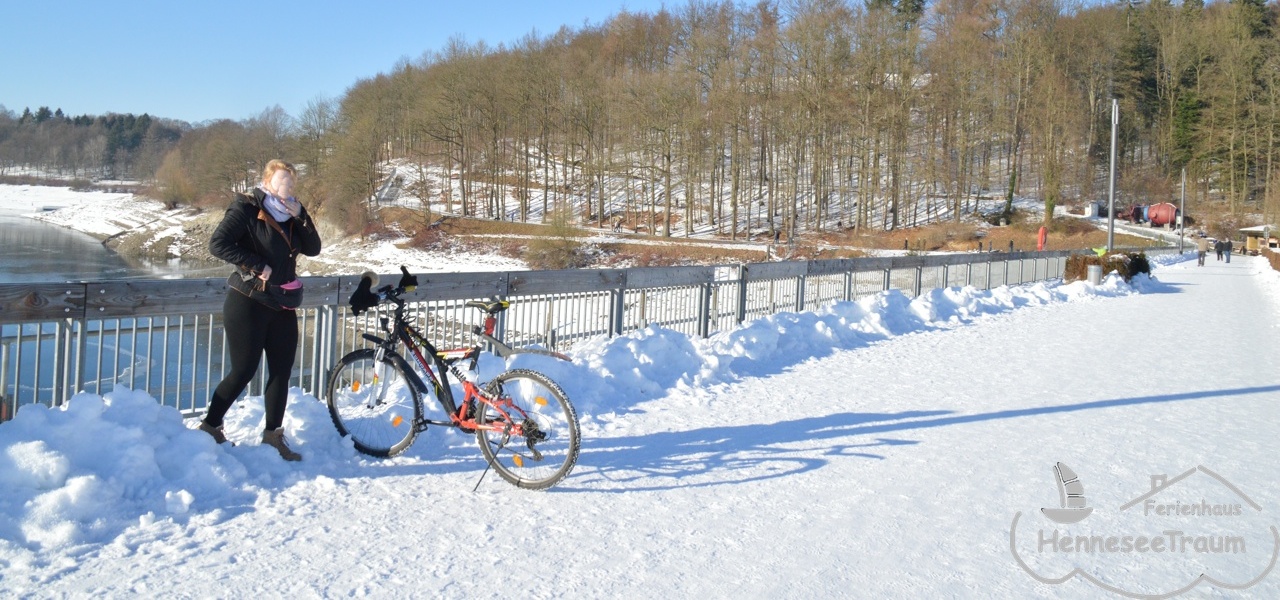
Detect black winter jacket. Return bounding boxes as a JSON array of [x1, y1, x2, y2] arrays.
[[209, 188, 322, 305]]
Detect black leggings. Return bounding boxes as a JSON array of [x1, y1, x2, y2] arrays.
[[203, 290, 298, 431]]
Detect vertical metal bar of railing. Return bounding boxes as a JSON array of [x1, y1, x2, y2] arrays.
[[161, 317, 171, 406], [144, 318, 154, 397], [94, 320, 105, 395], [34, 323, 45, 406], [0, 340, 7, 404], [16, 326, 25, 406], [698, 283, 711, 338], [175, 315, 185, 409], [73, 317, 86, 398], [1, 341, 9, 410], [190, 315, 199, 410], [53, 320, 66, 404], [129, 318, 138, 389]]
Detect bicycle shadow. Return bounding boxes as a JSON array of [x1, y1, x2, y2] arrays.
[[556, 383, 1280, 493], [558, 410, 943, 493]]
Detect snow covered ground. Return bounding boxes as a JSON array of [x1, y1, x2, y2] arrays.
[[2, 247, 1278, 598]]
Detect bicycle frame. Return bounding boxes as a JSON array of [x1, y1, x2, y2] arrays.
[[365, 294, 535, 439]]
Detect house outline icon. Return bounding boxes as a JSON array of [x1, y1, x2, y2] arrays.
[[1119, 464, 1263, 513]]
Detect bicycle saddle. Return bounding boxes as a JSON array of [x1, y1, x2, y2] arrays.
[[466, 298, 510, 314]]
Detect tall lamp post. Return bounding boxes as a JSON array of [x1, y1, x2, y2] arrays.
[[1107, 99, 1118, 252], [1179, 167, 1185, 253]]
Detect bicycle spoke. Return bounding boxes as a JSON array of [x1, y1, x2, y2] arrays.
[[327, 350, 420, 457], [475, 370, 580, 490]]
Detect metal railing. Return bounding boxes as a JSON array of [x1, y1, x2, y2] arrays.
[[0, 248, 1183, 420]]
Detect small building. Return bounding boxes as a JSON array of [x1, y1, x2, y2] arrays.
[[1238, 225, 1277, 254]]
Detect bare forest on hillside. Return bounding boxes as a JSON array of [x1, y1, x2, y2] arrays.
[[3, 0, 1279, 240]]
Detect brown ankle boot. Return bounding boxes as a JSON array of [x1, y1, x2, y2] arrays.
[[262, 429, 302, 461], [199, 421, 231, 445]]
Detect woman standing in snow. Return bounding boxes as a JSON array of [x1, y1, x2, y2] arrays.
[[198, 159, 321, 461]]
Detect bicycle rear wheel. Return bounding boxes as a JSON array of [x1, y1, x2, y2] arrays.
[[475, 369, 580, 490], [327, 349, 421, 457]]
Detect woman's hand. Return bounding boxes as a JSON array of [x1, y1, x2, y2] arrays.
[[259, 265, 273, 281], [283, 197, 302, 218]]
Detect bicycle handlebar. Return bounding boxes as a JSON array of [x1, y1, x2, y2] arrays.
[[349, 266, 417, 315]]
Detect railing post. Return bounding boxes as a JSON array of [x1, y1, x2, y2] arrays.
[[795, 273, 806, 312], [319, 305, 339, 395], [843, 269, 853, 302], [543, 301, 555, 347], [882, 267, 891, 293], [638, 291, 648, 329], [914, 265, 923, 297], [736, 264, 748, 325], [699, 282, 712, 338], [612, 287, 626, 337]]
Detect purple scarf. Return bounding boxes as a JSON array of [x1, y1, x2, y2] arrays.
[[259, 186, 293, 222]]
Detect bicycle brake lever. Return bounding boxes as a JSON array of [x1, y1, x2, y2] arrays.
[[398, 265, 419, 292]]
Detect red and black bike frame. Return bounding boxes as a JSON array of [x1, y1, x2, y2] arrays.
[[370, 294, 531, 436]]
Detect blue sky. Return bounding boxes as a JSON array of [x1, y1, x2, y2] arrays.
[[1, 0, 672, 124]]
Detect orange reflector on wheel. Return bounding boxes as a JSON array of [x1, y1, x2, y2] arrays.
[[392, 415, 404, 428], [351, 380, 361, 392], [512, 455, 524, 468], [535, 396, 548, 407]]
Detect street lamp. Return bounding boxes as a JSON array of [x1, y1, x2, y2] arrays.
[[1178, 167, 1185, 253], [1107, 99, 1118, 252]]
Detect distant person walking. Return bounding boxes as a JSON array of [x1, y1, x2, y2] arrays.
[[1196, 237, 1209, 266], [1214, 239, 1224, 261], [1225, 238, 1233, 263], [199, 159, 322, 461]]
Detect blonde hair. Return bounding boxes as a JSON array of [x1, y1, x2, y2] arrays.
[[261, 159, 296, 185]]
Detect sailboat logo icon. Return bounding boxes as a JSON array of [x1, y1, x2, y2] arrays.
[[1041, 462, 1094, 524]]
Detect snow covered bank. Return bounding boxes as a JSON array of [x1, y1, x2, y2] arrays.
[[0, 183, 529, 276]]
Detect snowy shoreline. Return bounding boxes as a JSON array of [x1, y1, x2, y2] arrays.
[[0, 184, 529, 277]]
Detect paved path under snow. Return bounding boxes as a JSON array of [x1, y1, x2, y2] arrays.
[[12, 254, 1280, 598]]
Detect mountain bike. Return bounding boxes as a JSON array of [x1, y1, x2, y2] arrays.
[[325, 267, 580, 490]]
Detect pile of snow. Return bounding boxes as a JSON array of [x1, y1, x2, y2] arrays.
[[0, 255, 1187, 566]]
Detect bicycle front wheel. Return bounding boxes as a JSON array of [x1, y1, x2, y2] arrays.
[[327, 349, 421, 457], [475, 369, 580, 490]]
